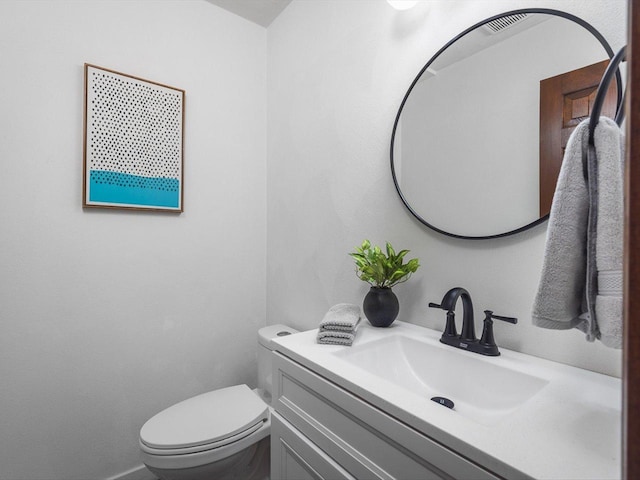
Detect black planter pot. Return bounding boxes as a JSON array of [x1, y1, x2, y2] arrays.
[[363, 287, 400, 327]]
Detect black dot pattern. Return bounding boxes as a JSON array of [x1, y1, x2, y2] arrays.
[[87, 67, 183, 188], [89, 170, 178, 192]]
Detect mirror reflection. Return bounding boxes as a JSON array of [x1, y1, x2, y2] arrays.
[[391, 11, 617, 239]]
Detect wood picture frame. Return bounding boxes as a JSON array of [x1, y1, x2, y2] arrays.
[[83, 64, 185, 212]]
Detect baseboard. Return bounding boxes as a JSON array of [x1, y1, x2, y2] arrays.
[[104, 464, 156, 480]]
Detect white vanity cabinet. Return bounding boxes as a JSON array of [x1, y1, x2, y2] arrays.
[[270, 351, 502, 480], [271, 412, 354, 480]]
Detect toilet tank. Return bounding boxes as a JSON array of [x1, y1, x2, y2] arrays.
[[257, 324, 298, 403]]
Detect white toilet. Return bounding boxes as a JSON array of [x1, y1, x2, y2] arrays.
[[139, 324, 298, 480]]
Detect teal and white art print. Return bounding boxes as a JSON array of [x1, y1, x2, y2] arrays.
[[83, 64, 184, 212]]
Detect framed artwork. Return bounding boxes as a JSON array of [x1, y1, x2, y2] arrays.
[[83, 64, 185, 212]]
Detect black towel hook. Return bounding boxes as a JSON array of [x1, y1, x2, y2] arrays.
[[588, 45, 627, 145]]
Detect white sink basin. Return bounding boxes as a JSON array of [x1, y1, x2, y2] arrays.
[[333, 335, 549, 425], [272, 321, 621, 480]]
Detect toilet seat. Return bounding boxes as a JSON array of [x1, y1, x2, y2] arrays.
[[140, 416, 271, 470], [141, 419, 266, 455], [140, 384, 268, 452], [140, 384, 271, 470]]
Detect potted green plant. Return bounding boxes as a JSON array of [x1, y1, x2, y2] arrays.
[[349, 239, 420, 327]]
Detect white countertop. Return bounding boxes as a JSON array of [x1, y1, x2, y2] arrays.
[[273, 321, 621, 480]]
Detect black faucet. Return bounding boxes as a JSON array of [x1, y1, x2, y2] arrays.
[[429, 288, 517, 356]]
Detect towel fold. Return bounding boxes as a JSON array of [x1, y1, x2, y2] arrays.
[[318, 303, 361, 332], [592, 117, 624, 348], [317, 330, 356, 346], [317, 303, 361, 346], [532, 117, 623, 349]]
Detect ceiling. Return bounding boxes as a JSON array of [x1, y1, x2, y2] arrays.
[[205, 0, 293, 27]]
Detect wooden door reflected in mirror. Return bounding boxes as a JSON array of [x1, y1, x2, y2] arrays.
[[539, 60, 618, 216]]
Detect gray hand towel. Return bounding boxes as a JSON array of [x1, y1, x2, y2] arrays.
[[318, 303, 361, 332], [532, 120, 590, 332], [317, 303, 361, 346], [593, 117, 624, 348], [317, 330, 356, 346], [532, 117, 624, 349]]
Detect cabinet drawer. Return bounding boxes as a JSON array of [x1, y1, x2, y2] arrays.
[[273, 352, 502, 480], [271, 411, 355, 480]]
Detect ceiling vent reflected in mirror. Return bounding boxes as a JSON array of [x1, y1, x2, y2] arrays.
[[482, 13, 529, 35]]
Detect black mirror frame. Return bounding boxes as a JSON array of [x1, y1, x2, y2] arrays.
[[390, 8, 622, 240]]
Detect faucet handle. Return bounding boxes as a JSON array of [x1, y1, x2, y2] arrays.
[[478, 310, 517, 356], [429, 302, 458, 337], [488, 311, 518, 324]]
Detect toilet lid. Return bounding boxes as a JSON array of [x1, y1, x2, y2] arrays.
[[140, 384, 269, 450]]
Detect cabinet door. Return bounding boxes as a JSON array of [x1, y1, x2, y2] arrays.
[[273, 352, 503, 480], [271, 412, 355, 480]]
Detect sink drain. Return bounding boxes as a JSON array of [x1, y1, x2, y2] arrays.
[[431, 396, 454, 409]]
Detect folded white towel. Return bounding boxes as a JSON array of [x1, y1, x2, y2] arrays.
[[318, 303, 361, 332]]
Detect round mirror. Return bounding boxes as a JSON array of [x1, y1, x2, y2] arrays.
[[391, 9, 621, 239]]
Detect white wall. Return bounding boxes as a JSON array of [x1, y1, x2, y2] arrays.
[[266, 0, 625, 377], [0, 1, 266, 479], [0, 1, 627, 478]]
